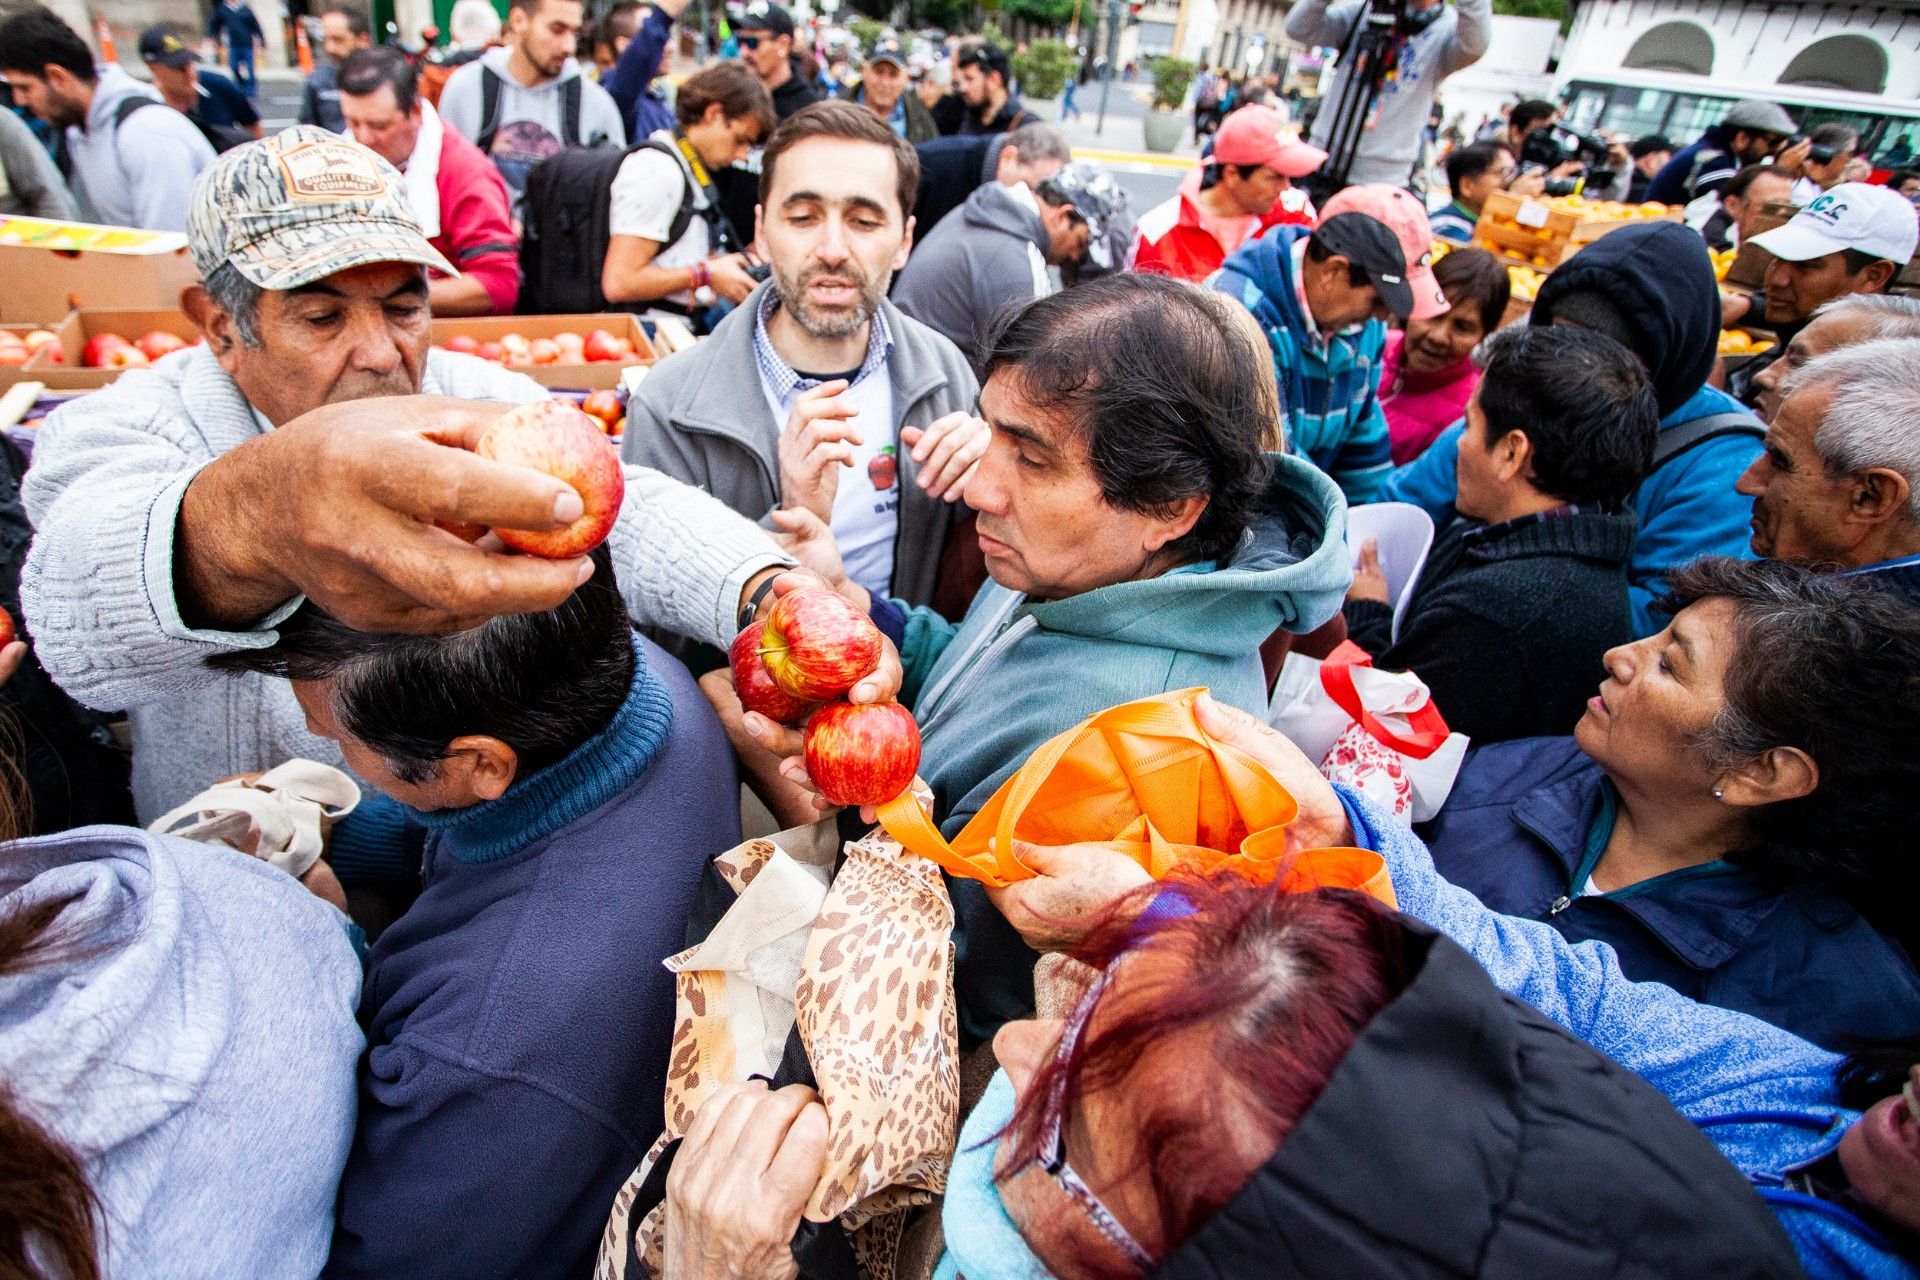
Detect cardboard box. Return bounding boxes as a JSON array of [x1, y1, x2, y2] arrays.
[[0, 216, 197, 323], [430, 314, 658, 390], [24, 309, 200, 391], [0, 323, 64, 393]]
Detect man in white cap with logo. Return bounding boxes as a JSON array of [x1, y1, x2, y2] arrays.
[[1131, 103, 1327, 283], [1726, 181, 1918, 404], [20, 126, 800, 840]]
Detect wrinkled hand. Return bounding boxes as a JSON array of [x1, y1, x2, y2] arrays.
[[778, 380, 861, 525], [1192, 693, 1351, 849], [664, 1081, 829, 1280], [768, 506, 857, 602], [1347, 537, 1391, 604], [177, 396, 593, 635], [985, 840, 1153, 953], [708, 253, 760, 305], [901, 411, 989, 503]]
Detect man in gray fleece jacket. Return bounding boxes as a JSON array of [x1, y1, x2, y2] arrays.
[[21, 127, 794, 825]]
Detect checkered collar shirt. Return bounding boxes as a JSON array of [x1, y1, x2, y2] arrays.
[[751, 284, 895, 404]]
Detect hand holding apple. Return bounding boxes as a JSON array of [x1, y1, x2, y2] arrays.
[[728, 622, 817, 724], [758, 587, 882, 701], [475, 400, 626, 558]]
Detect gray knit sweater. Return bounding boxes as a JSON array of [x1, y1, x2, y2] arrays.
[[22, 344, 785, 820]]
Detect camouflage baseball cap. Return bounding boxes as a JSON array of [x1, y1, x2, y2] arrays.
[[188, 126, 454, 290]]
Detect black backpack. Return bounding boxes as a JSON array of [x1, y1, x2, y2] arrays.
[[517, 138, 731, 315]]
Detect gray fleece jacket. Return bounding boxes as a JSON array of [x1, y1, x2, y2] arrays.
[[0, 106, 76, 220], [0, 828, 362, 1278], [63, 64, 214, 231], [892, 180, 1053, 373], [22, 344, 785, 820], [623, 283, 977, 609]]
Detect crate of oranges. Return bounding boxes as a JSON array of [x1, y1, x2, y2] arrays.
[[1718, 329, 1776, 366], [1473, 191, 1682, 271]]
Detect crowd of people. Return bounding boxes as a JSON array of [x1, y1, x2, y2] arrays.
[[0, 2, 1917, 1278]]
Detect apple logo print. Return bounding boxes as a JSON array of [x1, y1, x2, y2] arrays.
[[868, 445, 898, 491]]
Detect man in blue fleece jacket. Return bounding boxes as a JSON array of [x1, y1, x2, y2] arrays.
[[213, 548, 740, 1280], [1382, 220, 1765, 636]]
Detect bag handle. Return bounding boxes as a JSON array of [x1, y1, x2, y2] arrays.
[[1318, 642, 1451, 760]]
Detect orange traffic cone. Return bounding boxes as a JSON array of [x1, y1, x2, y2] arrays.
[[93, 14, 115, 62], [294, 18, 314, 74]]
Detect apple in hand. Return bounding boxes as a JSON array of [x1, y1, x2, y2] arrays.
[[803, 700, 920, 807], [135, 330, 189, 361], [475, 399, 625, 557], [728, 622, 817, 723], [760, 587, 883, 700]]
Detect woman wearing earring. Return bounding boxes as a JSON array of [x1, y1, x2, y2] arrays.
[[1419, 556, 1920, 1050]]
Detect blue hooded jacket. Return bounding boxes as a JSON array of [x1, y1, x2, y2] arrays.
[[1216, 225, 1395, 504], [1343, 786, 1918, 1280], [1381, 222, 1764, 635]]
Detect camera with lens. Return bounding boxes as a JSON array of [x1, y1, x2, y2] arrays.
[[1520, 122, 1612, 196]]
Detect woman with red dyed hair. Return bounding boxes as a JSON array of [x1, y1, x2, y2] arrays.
[[659, 869, 1801, 1279]]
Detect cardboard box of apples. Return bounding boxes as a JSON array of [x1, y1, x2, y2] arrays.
[[23, 308, 201, 390], [0, 325, 64, 392], [431, 314, 659, 391]]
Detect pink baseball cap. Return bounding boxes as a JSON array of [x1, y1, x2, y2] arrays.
[[1318, 184, 1450, 322], [1211, 105, 1329, 179]]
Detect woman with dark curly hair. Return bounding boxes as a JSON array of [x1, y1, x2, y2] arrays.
[[1420, 555, 1920, 1050]]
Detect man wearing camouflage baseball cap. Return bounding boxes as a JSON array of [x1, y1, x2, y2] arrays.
[[20, 125, 802, 845]]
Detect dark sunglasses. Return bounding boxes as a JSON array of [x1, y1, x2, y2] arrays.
[[737, 33, 764, 49]]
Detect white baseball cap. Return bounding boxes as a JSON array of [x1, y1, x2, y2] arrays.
[[1752, 182, 1919, 266]]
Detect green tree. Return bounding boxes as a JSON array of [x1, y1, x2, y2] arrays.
[[1000, 0, 1075, 29], [847, 15, 886, 49], [1012, 37, 1076, 95], [1492, 0, 1566, 19], [1149, 55, 1195, 110]]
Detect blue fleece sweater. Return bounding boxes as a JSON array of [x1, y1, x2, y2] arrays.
[[1341, 786, 1916, 1280], [325, 638, 740, 1280], [1379, 384, 1762, 635], [1216, 226, 1394, 504]]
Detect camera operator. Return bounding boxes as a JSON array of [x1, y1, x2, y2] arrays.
[[1287, 0, 1491, 192], [1512, 121, 1634, 201]]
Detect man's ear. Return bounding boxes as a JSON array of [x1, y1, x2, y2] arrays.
[[1716, 745, 1819, 809], [753, 203, 766, 260], [448, 734, 519, 801], [1858, 259, 1898, 294], [182, 284, 243, 372], [893, 212, 915, 270], [1498, 428, 1534, 485], [1143, 495, 1209, 553], [1849, 467, 1912, 530], [701, 100, 726, 129]]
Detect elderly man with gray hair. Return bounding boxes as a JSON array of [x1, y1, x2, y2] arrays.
[[1735, 335, 1920, 605], [1750, 294, 1920, 425]]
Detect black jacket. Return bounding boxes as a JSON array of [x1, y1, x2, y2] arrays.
[[1530, 221, 1718, 418], [910, 134, 1001, 240], [954, 94, 1039, 136], [1155, 917, 1805, 1279], [1345, 509, 1636, 744]]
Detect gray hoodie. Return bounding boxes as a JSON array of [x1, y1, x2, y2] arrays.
[[0, 828, 362, 1277], [892, 180, 1052, 372], [437, 45, 626, 199], [63, 64, 214, 231]]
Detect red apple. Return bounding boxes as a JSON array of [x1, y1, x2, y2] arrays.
[[528, 337, 562, 365], [135, 330, 189, 361], [444, 334, 479, 355], [0, 344, 26, 368], [580, 389, 622, 428], [803, 700, 920, 807], [553, 331, 586, 361], [475, 400, 625, 558], [475, 340, 505, 363], [728, 622, 816, 723], [0, 604, 15, 647], [582, 328, 626, 362], [81, 334, 133, 368], [21, 329, 56, 353], [759, 587, 883, 701], [499, 332, 531, 363], [100, 345, 149, 370]]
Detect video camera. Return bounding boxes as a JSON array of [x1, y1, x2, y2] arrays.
[[1360, 0, 1448, 38], [1520, 122, 1612, 196]]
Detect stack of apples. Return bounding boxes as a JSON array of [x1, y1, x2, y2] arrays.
[[578, 389, 624, 437], [0, 329, 57, 368], [440, 327, 639, 366], [80, 330, 193, 369], [730, 589, 921, 807]]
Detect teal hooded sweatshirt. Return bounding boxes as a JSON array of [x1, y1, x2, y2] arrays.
[[892, 453, 1351, 1043]]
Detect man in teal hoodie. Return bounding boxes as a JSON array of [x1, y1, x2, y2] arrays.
[[747, 274, 1350, 1042]]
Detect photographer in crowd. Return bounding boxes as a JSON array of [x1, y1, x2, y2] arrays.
[[1287, 0, 1492, 192]]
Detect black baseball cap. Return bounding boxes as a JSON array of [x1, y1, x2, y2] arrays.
[[1629, 134, 1673, 159], [736, 1, 795, 37], [139, 26, 200, 69], [867, 35, 907, 68], [1313, 212, 1413, 319]]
